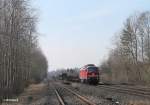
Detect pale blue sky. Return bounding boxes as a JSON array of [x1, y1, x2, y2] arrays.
[[31, 0, 150, 70]]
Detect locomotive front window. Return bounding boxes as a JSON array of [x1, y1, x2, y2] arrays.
[[87, 67, 98, 71]]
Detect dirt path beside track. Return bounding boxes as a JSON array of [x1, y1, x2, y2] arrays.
[[2, 82, 58, 105]]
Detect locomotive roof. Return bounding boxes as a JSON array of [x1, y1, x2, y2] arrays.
[[80, 65, 97, 70], [85, 64, 95, 67]]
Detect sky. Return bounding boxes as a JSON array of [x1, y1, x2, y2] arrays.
[[31, 0, 150, 71]]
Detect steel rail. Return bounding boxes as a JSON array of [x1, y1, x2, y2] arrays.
[[63, 87, 96, 105], [54, 89, 66, 105], [99, 85, 150, 98], [109, 85, 150, 92]]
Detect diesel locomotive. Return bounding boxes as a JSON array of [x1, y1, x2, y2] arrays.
[[79, 64, 99, 84]]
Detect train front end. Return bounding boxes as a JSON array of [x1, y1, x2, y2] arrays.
[[87, 66, 99, 84]]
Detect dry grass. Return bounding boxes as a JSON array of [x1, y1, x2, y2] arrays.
[[2, 83, 48, 105], [22, 83, 46, 95]]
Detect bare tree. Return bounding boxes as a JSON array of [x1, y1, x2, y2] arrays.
[[100, 12, 150, 84], [0, 0, 48, 100]]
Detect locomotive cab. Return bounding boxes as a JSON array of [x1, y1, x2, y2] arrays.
[[79, 64, 99, 84]]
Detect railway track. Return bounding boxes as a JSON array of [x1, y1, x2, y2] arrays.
[[98, 85, 150, 98], [111, 85, 150, 92], [54, 84, 96, 105]]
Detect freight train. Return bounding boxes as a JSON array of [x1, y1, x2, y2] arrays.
[[58, 64, 100, 84], [79, 64, 99, 84]]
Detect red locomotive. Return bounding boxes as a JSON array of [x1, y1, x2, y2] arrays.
[[79, 64, 99, 84]]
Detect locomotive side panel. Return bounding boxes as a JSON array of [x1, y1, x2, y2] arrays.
[[79, 68, 88, 83]]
